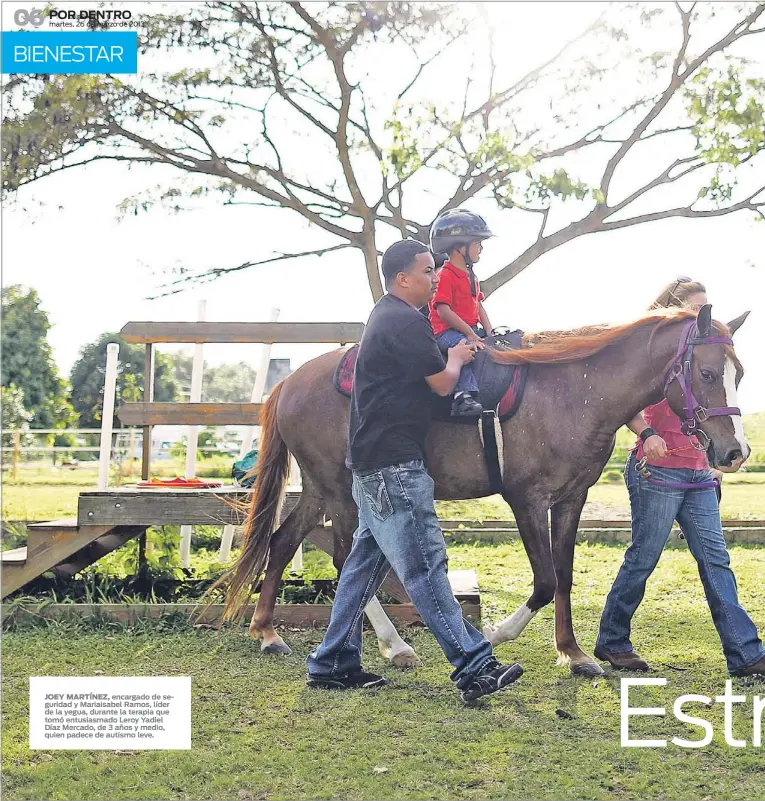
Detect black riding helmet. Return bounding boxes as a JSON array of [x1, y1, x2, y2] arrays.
[[430, 208, 494, 296], [429, 208, 494, 256]]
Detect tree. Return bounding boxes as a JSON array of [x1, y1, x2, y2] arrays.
[[0, 385, 32, 430], [172, 354, 256, 403], [69, 332, 179, 428], [204, 363, 257, 403], [1, 286, 76, 429], [3, 3, 763, 300]]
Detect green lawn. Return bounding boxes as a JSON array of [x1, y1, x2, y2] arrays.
[[4, 472, 765, 524], [4, 415, 764, 523], [4, 542, 765, 801]]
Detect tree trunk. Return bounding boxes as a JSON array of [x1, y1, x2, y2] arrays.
[[362, 235, 384, 302]]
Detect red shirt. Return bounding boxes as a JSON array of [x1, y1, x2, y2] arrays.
[[429, 261, 484, 336], [634, 399, 708, 469]]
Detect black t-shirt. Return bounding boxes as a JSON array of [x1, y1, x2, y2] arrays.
[[347, 294, 446, 471]]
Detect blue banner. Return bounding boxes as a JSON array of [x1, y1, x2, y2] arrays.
[[2, 31, 137, 74]]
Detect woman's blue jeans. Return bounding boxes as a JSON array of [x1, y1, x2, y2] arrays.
[[596, 453, 764, 673], [435, 325, 484, 394], [307, 460, 494, 687]]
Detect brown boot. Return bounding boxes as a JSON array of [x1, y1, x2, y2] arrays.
[[731, 655, 765, 677], [594, 647, 650, 672]]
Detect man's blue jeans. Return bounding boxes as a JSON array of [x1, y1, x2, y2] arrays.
[[435, 325, 484, 394], [597, 453, 764, 673], [307, 460, 494, 687]]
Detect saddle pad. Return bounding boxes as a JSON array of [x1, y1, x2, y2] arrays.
[[332, 332, 528, 423], [334, 346, 358, 397]]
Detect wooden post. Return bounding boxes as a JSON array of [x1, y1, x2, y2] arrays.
[[12, 430, 21, 481], [97, 344, 119, 491], [128, 427, 136, 478], [137, 530, 147, 578], [141, 344, 155, 481], [218, 307, 279, 564], [289, 456, 303, 571], [180, 300, 206, 569]]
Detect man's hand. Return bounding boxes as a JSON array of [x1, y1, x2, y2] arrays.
[[643, 435, 668, 461], [466, 332, 485, 350], [448, 339, 476, 365]]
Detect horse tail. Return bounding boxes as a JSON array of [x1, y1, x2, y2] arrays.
[[218, 380, 290, 623]]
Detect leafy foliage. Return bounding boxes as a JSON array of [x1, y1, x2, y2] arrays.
[[173, 354, 257, 403], [0, 286, 76, 429], [0, 385, 33, 431], [2, 3, 763, 299], [69, 331, 179, 428]]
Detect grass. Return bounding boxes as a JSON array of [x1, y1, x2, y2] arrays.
[[4, 415, 764, 523], [4, 470, 765, 525], [3, 541, 765, 800]]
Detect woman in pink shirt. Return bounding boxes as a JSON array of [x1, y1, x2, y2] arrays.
[[595, 279, 765, 677]]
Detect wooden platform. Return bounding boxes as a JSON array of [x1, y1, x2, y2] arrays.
[[3, 490, 482, 618], [78, 486, 252, 526], [1, 519, 146, 598]]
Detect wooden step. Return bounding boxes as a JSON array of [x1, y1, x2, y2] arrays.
[[27, 517, 79, 531], [0, 547, 27, 564], [1, 521, 114, 599]]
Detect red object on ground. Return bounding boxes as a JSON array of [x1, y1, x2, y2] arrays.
[[136, 477, 223, 489]]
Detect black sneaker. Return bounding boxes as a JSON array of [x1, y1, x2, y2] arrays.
[[460, 658, 523, 702], [306, 668, 389, 690], [451, 393, 483, 417]]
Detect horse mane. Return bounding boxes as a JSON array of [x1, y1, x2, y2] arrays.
[[490, 309, 732, 366]]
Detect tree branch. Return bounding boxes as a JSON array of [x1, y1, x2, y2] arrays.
[[150, 243, 355, 297], [598, 187, 764, 232], [599, 3, 765, 201]]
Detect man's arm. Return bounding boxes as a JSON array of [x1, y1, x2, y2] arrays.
[[425, 340, 475, 396]]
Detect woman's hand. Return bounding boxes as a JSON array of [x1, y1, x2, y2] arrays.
[[643, 435, 668, 461], [711, 468, 724, 483]]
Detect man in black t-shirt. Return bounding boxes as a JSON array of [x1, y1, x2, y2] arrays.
[[307, 240, 523, 703]]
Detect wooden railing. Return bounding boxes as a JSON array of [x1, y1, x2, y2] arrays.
[[116, 320, 364, 480]]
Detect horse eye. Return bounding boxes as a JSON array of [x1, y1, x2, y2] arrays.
[[701, 369, 716, 383]]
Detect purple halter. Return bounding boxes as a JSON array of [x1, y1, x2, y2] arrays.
[[636, 319, 740, 494], [661, 319, 740, 451]]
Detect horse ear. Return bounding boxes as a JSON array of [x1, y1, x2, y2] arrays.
[[727, 310, 750, 337], [697, 304, 712, 337]]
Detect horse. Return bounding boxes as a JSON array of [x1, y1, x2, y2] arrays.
[[218, 304, 750, 676]]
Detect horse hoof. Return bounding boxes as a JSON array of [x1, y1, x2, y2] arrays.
[[390, 649, 423, 669], [482, 625, 499, 645], [261, 640, 292, 656], [571, 661, 604, 677]]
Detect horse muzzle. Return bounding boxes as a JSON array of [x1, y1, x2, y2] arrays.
[[710, 444, 750, 473]]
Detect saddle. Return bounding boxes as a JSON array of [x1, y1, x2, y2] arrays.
[[333, 331, 528, 423], [334, 331, 528, 495]]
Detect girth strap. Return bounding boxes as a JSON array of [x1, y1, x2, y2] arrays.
[[478, 410, 505, 495]]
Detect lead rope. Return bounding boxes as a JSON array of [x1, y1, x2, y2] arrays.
[[631, 444, 721, 539]]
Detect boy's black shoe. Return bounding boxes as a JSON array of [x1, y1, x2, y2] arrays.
[[451, 393, 483, 417], [460, 658, 523, 702], [306, 668, 389, 690]]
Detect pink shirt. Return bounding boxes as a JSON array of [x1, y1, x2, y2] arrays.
[[634, 399, 708, 469]]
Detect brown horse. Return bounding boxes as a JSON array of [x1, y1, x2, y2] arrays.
[[219, 304, 750, 676]]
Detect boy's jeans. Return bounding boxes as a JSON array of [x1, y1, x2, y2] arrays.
[[436, 325, 484, 394], [307, 460, 494, 687], [596, 454, 765, 673]]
